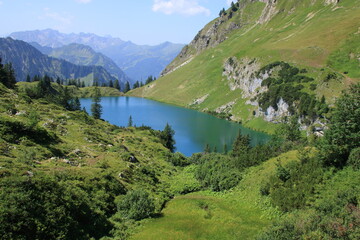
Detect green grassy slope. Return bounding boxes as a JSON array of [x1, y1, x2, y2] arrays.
[[0, 82, 174, 207], [131, 150, 300, 240], [130, 0, 360, 132]]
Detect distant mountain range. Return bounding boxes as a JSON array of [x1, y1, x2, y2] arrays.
[[9, 29, 185, 81], [29, 42, 132, 85], [0, 37, 117, 86]]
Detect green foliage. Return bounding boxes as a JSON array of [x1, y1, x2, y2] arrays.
[[160, 123, 176, 153], [258, 62, 325, 119], [195, 153, 241, 191], [124, 81, 131, 93], [113, 79, 120, 91], [267, 156, 324, 212], [320, 83, 360, 168], [167, 152, 190, 167], [128, 115, 133, 127], [348, 147, 360, 170], [117, 189, 155, 221], [231, 130, 250, 157], [275, 116, 302, 142], [91, 87, 102, 119], [259, 168, 360, 239], [0, 59, 16, 89], [0, 173, 113, 240]]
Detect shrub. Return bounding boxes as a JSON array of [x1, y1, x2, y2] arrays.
[[117, 189, 155, 221]]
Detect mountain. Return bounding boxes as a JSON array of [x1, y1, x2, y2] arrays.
[[30, 42, 132, 86], [9, 29, 185, 81], [131, 0, 360, 133], [0, 37, 116, 86]]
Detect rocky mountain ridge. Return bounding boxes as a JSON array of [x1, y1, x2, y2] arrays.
[[30, 42, 132, 86], [0, 37, 116, 86], [10, 29, 184, 81]]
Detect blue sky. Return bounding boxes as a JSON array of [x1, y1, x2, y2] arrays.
[[0, 0, 233, 45]]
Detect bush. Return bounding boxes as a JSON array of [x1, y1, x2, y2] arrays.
[[167, 152, 190, 167], [117, 189, 155, 221], [348, 147, 360, 170]]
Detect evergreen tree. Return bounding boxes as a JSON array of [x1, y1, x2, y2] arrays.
[[114, 79, 120, 91], [91, 87, 102, 119], [231, 130, 250, 157], [204, 144, 211, 154], [124, 81, 131, 93], [26, 74, 31, 82], [128, 115, 133, 127], [109, 80, 114, 88], [0, 60, 16, 89], [223, 143, 228, 154], [73, 97, 81, 111], [93, 79, 99, 87], [320, 83, 360, 167], [160, 123, 176, 152], [56, 77, 61, 85], [133, 81, 140, 89]]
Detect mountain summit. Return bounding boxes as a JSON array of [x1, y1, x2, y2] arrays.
[[10, 29, 185, 81]]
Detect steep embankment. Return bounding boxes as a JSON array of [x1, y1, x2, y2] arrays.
[[131, 0, 360, 132]]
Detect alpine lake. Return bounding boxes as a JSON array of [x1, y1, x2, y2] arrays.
[[81, 96, 271, 156]]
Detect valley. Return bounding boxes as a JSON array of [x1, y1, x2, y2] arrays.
[[0, 0, 359, 239]]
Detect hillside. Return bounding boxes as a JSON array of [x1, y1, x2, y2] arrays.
[[30, 42, 132, 87], [131, 0, 360, 132], [10, 29, 185, 81], [0, 37, 117, 86], [0, 80, 179, 239]]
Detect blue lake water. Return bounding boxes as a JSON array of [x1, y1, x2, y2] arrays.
[[80, 96, 270, 156]]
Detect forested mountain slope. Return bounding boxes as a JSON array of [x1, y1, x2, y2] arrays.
[[131, 0, 360, 132], [0, 38, 117, 86]]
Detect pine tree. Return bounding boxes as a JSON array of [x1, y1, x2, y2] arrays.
[[109, 80, 114, 88], [73, 97, 81, 111], [93, 78, 99, 87], [204, 144, 211, 154], [124, 81, 131, 93], [128, 115, 133, 127], [114, 79, 120, 91], [91, 87, 102, 119], [26, 74, 31, 82], [231, 130, 250, 157], [161, 123, 176, 152], [0, 60, 16, 89]]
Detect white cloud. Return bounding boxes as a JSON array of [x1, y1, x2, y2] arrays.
[[75, 0, 92, 4], [40, 8, 74, 26], [152, 0, 211, 16]]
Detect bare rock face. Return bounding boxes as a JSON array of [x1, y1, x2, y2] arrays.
[[222, 57, 266, 98], [324, 0, 340, 5], [258, 0, 278, 24]]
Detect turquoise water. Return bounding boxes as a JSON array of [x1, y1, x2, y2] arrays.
[[80, 96, 270, 156]]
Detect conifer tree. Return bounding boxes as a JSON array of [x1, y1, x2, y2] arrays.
[[161, 123, 176, 152], [114, 79, 120, 91], [124, 81, 131, 93], [231, 130, 250, 157], [91, 87, 102, 119], [128, 115, 133, 127]]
